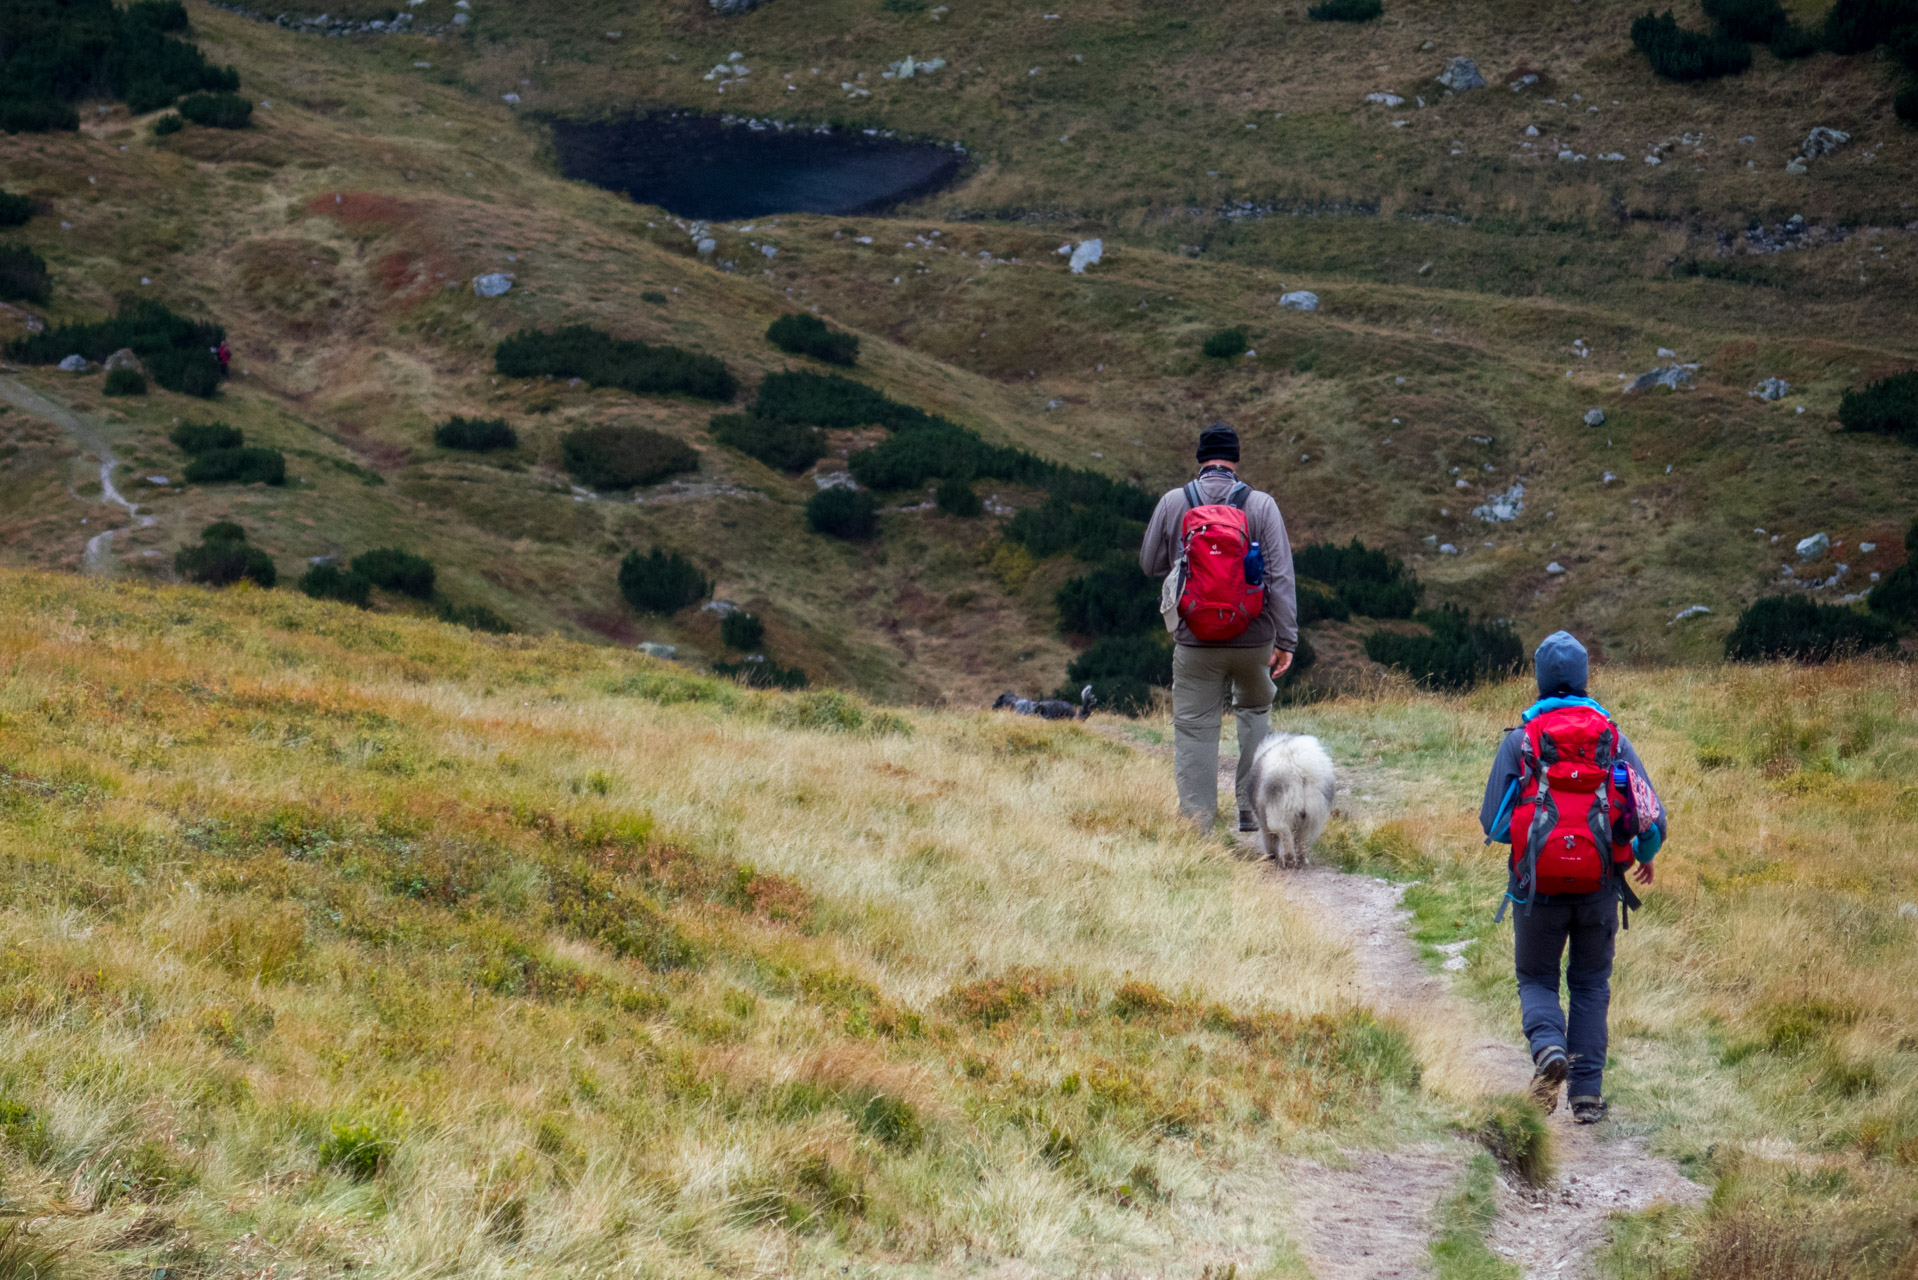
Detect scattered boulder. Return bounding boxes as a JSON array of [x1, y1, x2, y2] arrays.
[[1436, 57, 1486, 92], [1750, 376, 1791, 401], [1279, 290, 1319, 311], [700, 599, 741, 616], [1364, 92, 1405, 106], [1785, 156, 1808, 174], [1795, 532, 1829, 560], [1546, 561, 1566, 575], [637, 641, 678, 660], [696, 237, 718, 256], [57, 354, 87, 372], [1472, 481, 1525, 523], [1583, 407, 1606, 427], [1627, 365, 1693, 393], [1439, 543, 1459, 555], [814, 469, 860, 491], [710, 0, 770, 11], [1068, 239, 1103, 274], [471, 272, 514, 298], [1671, 605, 1712, 624], [1801, 126, 1850, 158], [103, 348, 145, 374], [889, 55, 947, 78]]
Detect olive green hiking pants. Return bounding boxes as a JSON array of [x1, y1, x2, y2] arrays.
[[1172, 643, 1276, 828]]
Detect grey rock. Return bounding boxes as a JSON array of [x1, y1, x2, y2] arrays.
[[472, 272, 514, 297], [1900, 902, 1918, 920], [1795, 532, 1829, 560], [1801, 126, 1849, 158], [1750, 376, 1790, 401], [637, 642, 678, 660], [1435, 56, 1485, 92], [814, 470, 860, 491], [1627, 365, 1693, 393], [1068, 239, 1103, 274], [1364, 92, 1405, 106], [710, 0, 770, 13], [700, 599, 741, 616], [103, 347, 145, 374], [1671, 605, 1712, 624], [1583, 408, 1606, 427], [1278, 290, 1319, 311], [1439, 543, 1459, 555], [1472, 481, 1525, 523], [1785, 156, 1808, 175], [58, 354, 88, 372], [696, 237, 718, 256], [1546, 561, 1566, 575]]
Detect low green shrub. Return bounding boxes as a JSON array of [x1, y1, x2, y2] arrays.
[[1298, 584, 1351, 624], [170, 421, 242, 454], [1870, 563, 1918, 625], [104, 368, 146, 396], [1631, 10, 1754, 79], [495, 325, 736, 402], [1725, 595, 1898, 662], [152, 113, 185, 136], [1005, 496, 1146, 561], [1067, 632, 1173, 687], [0, 245, 49, 304], [0, 192, 30, 227], [1297, 539, 1420, 618], [1307, 0, 1381, 19], [175, 522, 275, 588], [352, 548, 436, 599], [1202, 327, 1249, 359], [720, 611, 765, 652], [1703, 0, 1787, 42], [561, 425, 698, 490], [754, 370, 922, 429], [177, 93, 251, 128], [1056, 560, 1160, 636], [183, 447, 284, 486], [1899, 85, 1918, 124], [1838, 370, 1918, 439], [0, 0, 238, 133], [767, 313, 859, 366], [319, 1121, 391, 1181], [433, 416, 517, 451], [1768, 18, 1824, 55], [714, 657, 809, 690], [806, 488, 879, 540], [1470, 1095, 1555, 1186], [1364, 606, 1523, 691], [619, 549, 709, 614], [935, 475, 982, 517], [437, 600, 512, 633], [708, 413, 826, 472], [6, 298, 223, 397], [1823, 0, 1918, 54], [299, 563, 371, 608]]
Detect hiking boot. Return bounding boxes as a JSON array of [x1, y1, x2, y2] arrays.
[[1570, 1096, 1608, 1125], [1239, 809, 1258, 833], [1529, 1045, 1569, 1113]]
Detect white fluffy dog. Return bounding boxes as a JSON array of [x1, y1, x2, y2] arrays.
[[1246, 733, 1337, 868]]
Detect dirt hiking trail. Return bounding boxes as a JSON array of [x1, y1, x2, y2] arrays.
[[1274, 868, 1702, 1278], [0, 375, 154, 571]]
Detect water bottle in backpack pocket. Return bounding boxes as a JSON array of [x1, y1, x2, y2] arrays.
[[1509, 705, 1637, 900], [1175, 481, 1265, 642]]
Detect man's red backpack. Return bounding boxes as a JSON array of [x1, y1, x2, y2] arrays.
[[1508, 704, 1644, 903], [1176, 481, 1264, 642]]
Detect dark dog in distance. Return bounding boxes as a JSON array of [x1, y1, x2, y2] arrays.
[[993, 685, 1097, 721]]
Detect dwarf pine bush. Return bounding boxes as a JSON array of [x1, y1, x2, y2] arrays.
[[720, 611, 765, 652], [177, 93, 251, 129], [352, 548, 436, 600], [708, 413, 826, 472], [1868, 563, 1918, 625], [1307, 0, 1382, 20], [7, 298, 223, 397], [561, 425, 698, 490], [1056, 560, 1160, 636], [184, 447, 284, 486], [103, 368, 146, 396], [1297, 539, 1421, 618], [935, 475, 982, 517], [299, 563, 372, 608], [0, 0, 239, 130], [495, 325, 736, 402], [767, 313, 860, 366], [1067, 632, 1173, 688], [1703, 0, 1788, 42], [170, 421, 242, 454], [1202, 327, 1249, 358], [1364, 606, 1523, 691], [433, 416, 517, 452], [1725, 596, 1898, 661], [714, 657, 809, 690], [1823, 0, 1918, 54], [0, 192, 30, 227], [152, 113, 185, 136], [437, 600, 513, 633], [0, 245, 49, 304], [175, 521, 275, 588], [618, 549, 709, 614], [806, 488, 879, 540], [1632, 10, 1754, 79], [753, 371, 924, 430], [1838, 370, 1918, 439]]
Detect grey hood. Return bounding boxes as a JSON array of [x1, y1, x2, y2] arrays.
[[1535, 631, 1589, 697]]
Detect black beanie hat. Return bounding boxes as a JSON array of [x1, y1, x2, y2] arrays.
[[1196, 422, 1240, 464]]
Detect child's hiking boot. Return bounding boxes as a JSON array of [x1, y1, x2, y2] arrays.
[[1239, 809, 1258, 834], [1529, 1045, 1569, 1113], [1570, 1096, 1607, 1125]]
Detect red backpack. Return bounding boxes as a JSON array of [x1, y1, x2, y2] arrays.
[[1509, 705, 1636, 902], [1176, 481, 1264, 642]]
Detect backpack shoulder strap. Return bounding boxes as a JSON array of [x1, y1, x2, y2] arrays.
[[1183, 481, 1201, 511], [1227, 483, 1251, 510]]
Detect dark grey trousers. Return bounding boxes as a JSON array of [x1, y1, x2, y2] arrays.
[[1513, 896, 1618, 1098]]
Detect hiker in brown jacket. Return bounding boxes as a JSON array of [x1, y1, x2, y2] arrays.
[[1140, 423, 1299, 831]]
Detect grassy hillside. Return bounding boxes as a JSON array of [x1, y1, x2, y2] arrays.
[[0, 570, 1913, 1276], [0, 0, 1915, 705]]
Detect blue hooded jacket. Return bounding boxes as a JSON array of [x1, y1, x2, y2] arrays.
[[1479, 633, 1668, 899]]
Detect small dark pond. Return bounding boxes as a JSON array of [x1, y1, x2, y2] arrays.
[[550, 112, 966, 222]]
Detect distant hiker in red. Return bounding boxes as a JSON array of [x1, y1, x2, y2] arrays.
[[1480, 631, 1668, 1124], [1140, 423, 1298, 833], [216, 342, 232, 378]]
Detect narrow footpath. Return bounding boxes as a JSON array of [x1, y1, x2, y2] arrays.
[[0, 375, 154, 572]]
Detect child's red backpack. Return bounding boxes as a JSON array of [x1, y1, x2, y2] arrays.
[[1176, 481, 1264, 642], [1509, 704, 1636, 902]]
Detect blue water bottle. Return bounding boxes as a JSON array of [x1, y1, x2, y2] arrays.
[[1612, 762, 1633, 829], [1244, 541, 1264, 585]]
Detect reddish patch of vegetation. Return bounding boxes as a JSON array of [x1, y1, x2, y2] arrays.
[[939, 966, 1065, 1027], [307, 192, 420, 227]]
